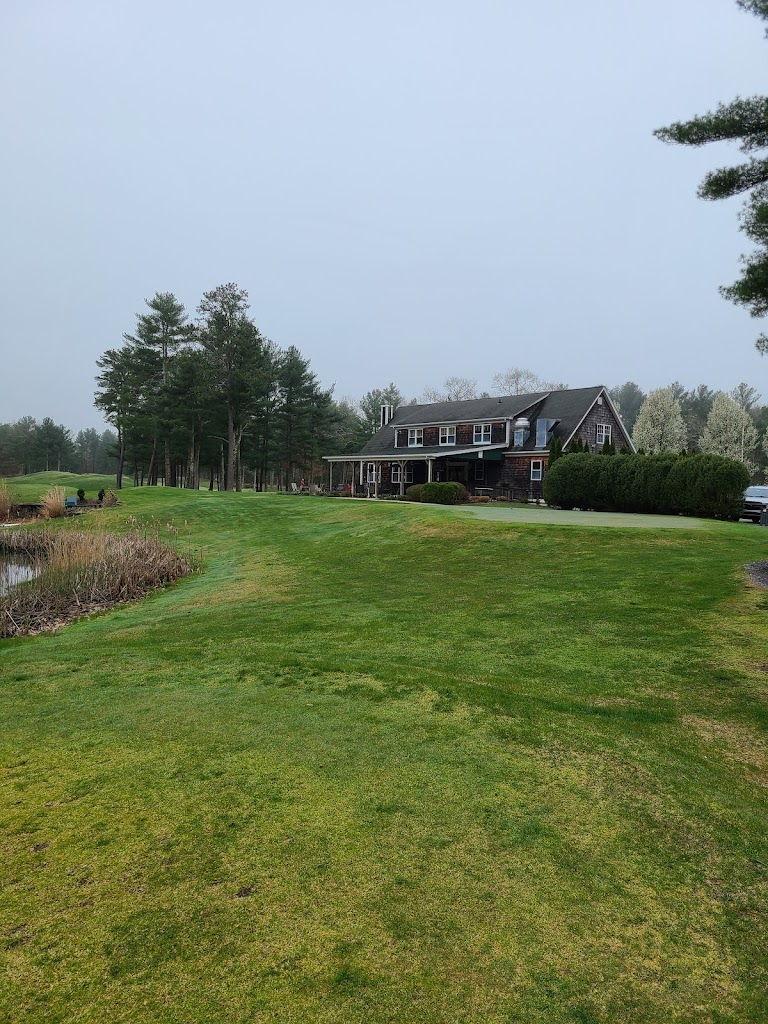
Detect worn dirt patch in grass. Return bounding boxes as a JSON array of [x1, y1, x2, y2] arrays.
[[682, 716, 768, 780]]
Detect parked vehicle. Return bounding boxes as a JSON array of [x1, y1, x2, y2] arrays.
[[742, 485, 768, 522]]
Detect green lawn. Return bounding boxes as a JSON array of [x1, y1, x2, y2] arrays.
[[3, 471, 131, 504], [2, 483, 768, 1023]]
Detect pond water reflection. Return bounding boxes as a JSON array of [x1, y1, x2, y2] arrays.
[[0, 556, 38, 596]]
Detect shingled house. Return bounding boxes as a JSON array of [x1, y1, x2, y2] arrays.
[[324, 385, 633, 499]]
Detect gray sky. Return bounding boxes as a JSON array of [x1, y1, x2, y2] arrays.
[[2, 0, 767, 431]]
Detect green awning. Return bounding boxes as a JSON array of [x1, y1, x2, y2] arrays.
[[445, 450, 504, 462]]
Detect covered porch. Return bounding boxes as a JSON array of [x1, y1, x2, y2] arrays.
[[324, 447, 505, 498]]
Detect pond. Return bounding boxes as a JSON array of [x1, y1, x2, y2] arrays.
[[0, 556, 38, 596]]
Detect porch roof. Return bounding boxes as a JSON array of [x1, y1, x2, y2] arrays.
[[323, 443, 508, 462]]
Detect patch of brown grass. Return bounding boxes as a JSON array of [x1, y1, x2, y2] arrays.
[[683, 715, 768, 780], [0, 481, 14, 520], [40, 485, 66, 519]]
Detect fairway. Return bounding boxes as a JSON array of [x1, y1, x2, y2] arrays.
[[2, 484, 768, 1024]]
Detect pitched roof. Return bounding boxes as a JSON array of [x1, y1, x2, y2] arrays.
[[325, 385, 624, 459], [512, 386, 605, 452], [386, 393, 550, 427]]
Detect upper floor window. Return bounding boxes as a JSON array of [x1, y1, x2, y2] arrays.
[[439, 426, 456, 446], [408, 428, 423, 447], [514, 428, 527, 447], [596, 423, 612, 446], [530, 460, 543, 482], [535, 418, 556, 448], [473, 423, 492, 444]]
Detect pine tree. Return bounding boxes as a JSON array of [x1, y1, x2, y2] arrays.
[[655, 2, 768, 353], [548, 435, 564, 464]]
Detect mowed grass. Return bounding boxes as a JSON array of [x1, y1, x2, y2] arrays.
[[3, 471, 130, 504], [2, 482, 768, 1024]]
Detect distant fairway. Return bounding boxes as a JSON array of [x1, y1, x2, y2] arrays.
[[2, 484, 767, 1023], [2, 471, 131, 503]]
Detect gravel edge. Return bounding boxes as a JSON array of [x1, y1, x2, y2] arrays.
[[745, 561, 768, 589]]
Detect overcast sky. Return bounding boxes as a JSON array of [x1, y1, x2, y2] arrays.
[[2, 0, 767, 430]]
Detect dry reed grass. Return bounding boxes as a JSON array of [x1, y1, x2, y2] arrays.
[[0, 526, 196, 637], [0, 481, 13, 520], [40, 486, 67, 519]]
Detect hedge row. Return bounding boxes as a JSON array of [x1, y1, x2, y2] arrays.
[[542, 452, 749, 519]]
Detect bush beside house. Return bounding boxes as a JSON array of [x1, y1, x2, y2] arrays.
[[420, 482, 468, 504], [543, 452, 748, 519]]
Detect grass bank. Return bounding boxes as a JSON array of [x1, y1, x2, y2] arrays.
[[0, 525, 195, 637], [2, 484, 768, 1023]]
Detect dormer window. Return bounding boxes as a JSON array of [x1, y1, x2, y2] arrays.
[[473, 423, 492, 444], [408, 428, 423, 448], [439, 426, 456, 446], [535, 418, 557, 448], [514, 428, 527, 447]]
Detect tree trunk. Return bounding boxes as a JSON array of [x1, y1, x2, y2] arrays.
[[226, 410, 236, 490], [147, 438, 157, 487], [164, 437, 171, 487], [116, 431, 125, 489]]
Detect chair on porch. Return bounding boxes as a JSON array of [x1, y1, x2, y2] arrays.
[[290, 482, 299, 493]]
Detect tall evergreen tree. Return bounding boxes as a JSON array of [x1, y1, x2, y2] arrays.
[[126, 292, 190, 484], [359, 384, 405, 435], [196, 283, 261, 491], [655, 1, 768, 353], [611, 382, 646, 433]]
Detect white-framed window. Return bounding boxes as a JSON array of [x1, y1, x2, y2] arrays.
[[474, 461, 485, 481], [405, 463, 414, 483], [596, 423, 612, 446], [367, 463, 381, 484], [408, 428, 423, 448], [473, 423, 492, 444], [514, 428, 526, 447], [530, 460, 543, 482], [439, 426, 456, 446], [391, 464, 401, 484]]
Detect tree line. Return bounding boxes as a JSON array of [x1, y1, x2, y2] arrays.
[[612, 381, 768, 478], [0, 418, 116, 477], [94, 285, 367, 490]]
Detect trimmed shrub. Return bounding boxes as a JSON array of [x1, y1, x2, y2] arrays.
[[420, 482, 465, 505], [543, 451, 748, 519], [666, 453, 749, 520], [404, 484, 423, 502]]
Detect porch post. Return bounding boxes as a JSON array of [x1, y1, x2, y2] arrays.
[[360, 460, 364, 487], [399, 461, 405, 497], [427, 458, 433, 482], [374, 461, 379, 499], [329, 461, 333, 492], [350, 463, 355, 497]]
